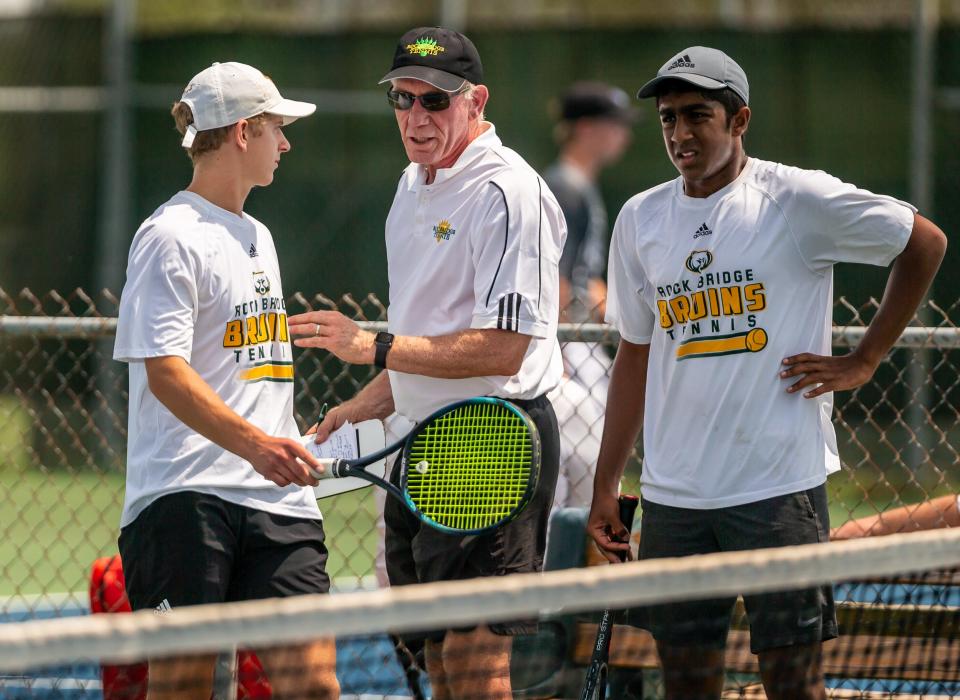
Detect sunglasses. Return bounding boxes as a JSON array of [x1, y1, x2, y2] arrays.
[[386, 86, 468, 112]]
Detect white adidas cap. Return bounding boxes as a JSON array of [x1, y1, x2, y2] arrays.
[[179, 62, 316, 148]]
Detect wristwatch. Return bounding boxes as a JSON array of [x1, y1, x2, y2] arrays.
[[374, 331, 395, 369]]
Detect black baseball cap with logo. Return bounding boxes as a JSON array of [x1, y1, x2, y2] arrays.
[[379, 26, 484, 92]]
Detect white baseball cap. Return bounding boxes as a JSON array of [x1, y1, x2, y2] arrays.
[[179, 62, 316, 148]]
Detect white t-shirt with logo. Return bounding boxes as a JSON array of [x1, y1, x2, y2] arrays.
[[606, 158, 914, 509], [114, 191, 321, 527], [385, 124, 566, 421]]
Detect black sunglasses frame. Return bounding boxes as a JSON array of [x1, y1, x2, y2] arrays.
[[386, 86, 469, 112]]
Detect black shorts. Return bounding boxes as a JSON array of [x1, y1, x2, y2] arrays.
[[384, 394, 560, 637], [637, 484, 838, 653], [119, 491, 330, 612]]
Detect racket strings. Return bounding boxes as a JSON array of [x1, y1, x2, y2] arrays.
[[405, 402, 535, 531]]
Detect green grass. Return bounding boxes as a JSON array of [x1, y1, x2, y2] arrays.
[[1, 414, 957, 601], [0, 467, 125, 596], [0, 466, 379, 597]]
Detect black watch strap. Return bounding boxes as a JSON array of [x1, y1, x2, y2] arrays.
[[374, 331, 394, 369]]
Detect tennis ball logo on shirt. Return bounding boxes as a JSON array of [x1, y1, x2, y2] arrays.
[[677, 327, 768, 361], [407, 37, 445, 57], [745, 328, 768, 352]]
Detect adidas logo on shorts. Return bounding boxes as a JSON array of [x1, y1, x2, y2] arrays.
[[154, 598, 172, 615]]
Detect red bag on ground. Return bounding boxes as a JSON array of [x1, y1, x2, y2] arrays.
[[88, 555, 148, 699], [89, 555, 273, 699]]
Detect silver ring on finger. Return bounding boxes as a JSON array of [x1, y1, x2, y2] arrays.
[[314, 324, 320, 336]]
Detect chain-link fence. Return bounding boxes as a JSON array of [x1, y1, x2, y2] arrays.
[[1, 287, 959, 617]]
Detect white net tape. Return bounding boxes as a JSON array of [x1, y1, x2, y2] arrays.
[[1, 528, 958, 672]]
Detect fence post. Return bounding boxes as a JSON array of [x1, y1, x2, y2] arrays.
[[906, 0, 939, 469]]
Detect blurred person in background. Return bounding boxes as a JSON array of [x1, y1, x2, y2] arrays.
[[545, 81, 636, 330], [288, 26, 566, 700], [113, 62, 338, 700], [544, 82, 637, 512], [589, 45, 946, 700]]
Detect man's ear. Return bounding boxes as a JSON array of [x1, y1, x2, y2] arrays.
[[232, 119, 250, 152], [468, 84, 490, 119], [731, 106, 751, 138]]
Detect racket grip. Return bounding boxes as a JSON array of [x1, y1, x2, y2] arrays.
[[616, 494, 640, 563], [308, 458, 339, 480]]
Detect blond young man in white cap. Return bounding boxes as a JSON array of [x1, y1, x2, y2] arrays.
[[114, 62, 338, 699], [588, 46, 946, 699]]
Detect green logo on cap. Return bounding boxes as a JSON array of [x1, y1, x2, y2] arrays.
[[407, 37, 445, 57]]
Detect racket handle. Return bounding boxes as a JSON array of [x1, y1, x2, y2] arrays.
[[616, 494, 640, 563], [308, 458, 340, 480]]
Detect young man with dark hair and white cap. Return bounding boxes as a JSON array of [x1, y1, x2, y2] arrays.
[[114, 62, 339, 699], [288, 27, 566, 700], [587, 46, 946, 699]]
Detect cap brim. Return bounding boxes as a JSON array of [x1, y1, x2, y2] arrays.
[[268, 98, 316, 125], [637, 73, 727, 99], [378, 66, 466, 92]]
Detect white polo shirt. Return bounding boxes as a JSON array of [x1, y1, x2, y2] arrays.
[[606, 158, 914, 509], [385, 124, 566, 421]]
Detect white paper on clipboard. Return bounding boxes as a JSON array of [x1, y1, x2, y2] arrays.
[[305, 419, 386, 499]]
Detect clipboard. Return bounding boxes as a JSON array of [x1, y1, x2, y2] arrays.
[[307, 419, 387, 499]]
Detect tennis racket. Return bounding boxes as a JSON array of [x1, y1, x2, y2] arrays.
[[309, 397, 541, 535], [579, 493, 640, 700]]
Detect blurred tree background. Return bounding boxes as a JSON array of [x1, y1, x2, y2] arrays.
[[0, 0, 957, 307]]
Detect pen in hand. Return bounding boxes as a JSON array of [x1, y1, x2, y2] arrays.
[[305, 402, 329, 440]]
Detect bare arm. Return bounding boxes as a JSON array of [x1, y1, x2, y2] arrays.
[[558, 275, 574, 323], [586, 277, 608, 321], [587, 340, 649, 562], [288, 310, 531, 378], [832, 494, 960, 540], [781, 213, 947, 398], [559, 277, 607, 323], [144, 356, 320, 487], [311, 370, 396, 442]]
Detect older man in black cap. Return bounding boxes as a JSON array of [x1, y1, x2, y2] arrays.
[[289, 26, 567, 700]]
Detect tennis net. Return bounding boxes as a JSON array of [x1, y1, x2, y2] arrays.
[[1, 528, 959, 699]]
